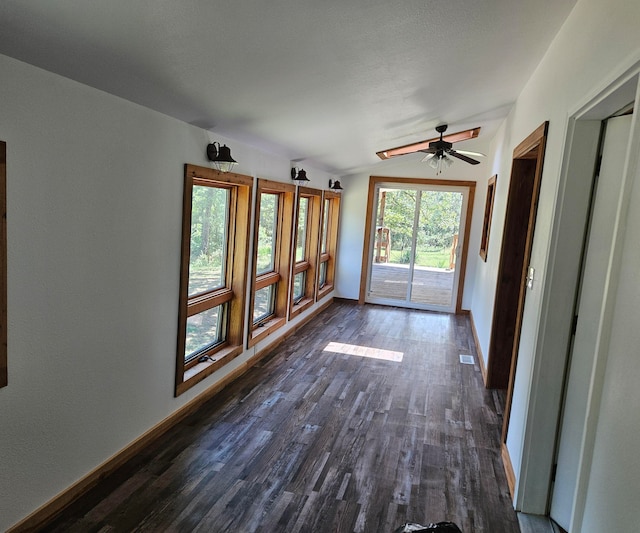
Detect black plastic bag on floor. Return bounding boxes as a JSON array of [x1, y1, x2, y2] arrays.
[[394, 522, 463, 533]]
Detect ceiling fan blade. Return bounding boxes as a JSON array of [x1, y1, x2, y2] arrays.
[[448, 150, 481, 165], [418, 148, 437, 154], [376, 126, 481, 160], [456, 150, 486, 158]]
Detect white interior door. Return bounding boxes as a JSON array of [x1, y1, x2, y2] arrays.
[[550, 114, 632, 530]]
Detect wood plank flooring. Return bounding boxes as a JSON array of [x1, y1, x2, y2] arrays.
[[44, 301, 519, 532]]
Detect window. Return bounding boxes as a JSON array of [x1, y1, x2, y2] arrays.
[[316, 190, 341, 301], [175, 164, 252, 396], [0, 142, 6, 389], [248, 179, 295, 346], [253, 191, 279, 323], [479, 175, 497, 261], [289, 187, 322, 319]]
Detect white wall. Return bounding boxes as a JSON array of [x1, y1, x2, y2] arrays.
[[0, 53, 332, 531], [468, 120, 511, 362], [335, 155, 491, 311], [467, 0, 640, 526]]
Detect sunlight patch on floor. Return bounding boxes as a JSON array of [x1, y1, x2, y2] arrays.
[[323, 342, 403, 362]]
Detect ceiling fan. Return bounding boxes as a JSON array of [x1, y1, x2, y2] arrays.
[[376, 124, 484, 173]]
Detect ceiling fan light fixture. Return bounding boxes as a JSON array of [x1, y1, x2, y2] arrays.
[[376, 126, 481, 160], [427, 151, 453, 174]]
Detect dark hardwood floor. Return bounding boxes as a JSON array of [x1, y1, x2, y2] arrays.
[[44, 301, 518, 532]]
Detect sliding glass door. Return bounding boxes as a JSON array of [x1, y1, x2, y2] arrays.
[[365, 183, 469, 313]]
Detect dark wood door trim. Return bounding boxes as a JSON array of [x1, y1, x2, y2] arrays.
[[514, 122, 549, 159], [486, 122, 549, 391], [484, 123, 549, 496]]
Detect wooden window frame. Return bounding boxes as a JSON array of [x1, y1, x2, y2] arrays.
[[479, 175, 497, 261], [316, 190, 341, 302], [248, 179, 295, 347], [175, 164, 252, 396], [289, 187, 322, 320], [0, 142, 6, 388]]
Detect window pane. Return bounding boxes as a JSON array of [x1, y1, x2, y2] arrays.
[[293, 271, 306, 302], [319, 260, 327, 288], [321, 198, 330, 254], [189, 185, 229, 297], [185, 305, 227, 361], [256, 193, 279, 275], [296, 196, 309, 262], [253, 284, 276, 323]]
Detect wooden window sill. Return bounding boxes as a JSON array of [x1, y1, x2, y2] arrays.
[[289, 297, 314, 319], [176, 344, 243, 396], [248, 316, 286, 347], [316, 283, 334, 302]]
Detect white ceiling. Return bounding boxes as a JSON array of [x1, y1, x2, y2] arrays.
[[0, 0, 577, 174]]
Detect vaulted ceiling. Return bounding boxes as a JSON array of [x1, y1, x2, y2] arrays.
[[0, 0, 577, 174]]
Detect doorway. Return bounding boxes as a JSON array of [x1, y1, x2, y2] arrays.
[[359, 176, 475, 313], [486, 123, 549, 391], [482, 123, 549, 498], [549, 112, 633, 531], [366, 184, 467, 312]]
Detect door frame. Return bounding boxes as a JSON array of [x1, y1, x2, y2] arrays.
[[486, 123, 549, 497], [486, 123, 549, 392], [510, 67, 640, 517], [549, 112, 633, 531], [359, 176, 475, 313]]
